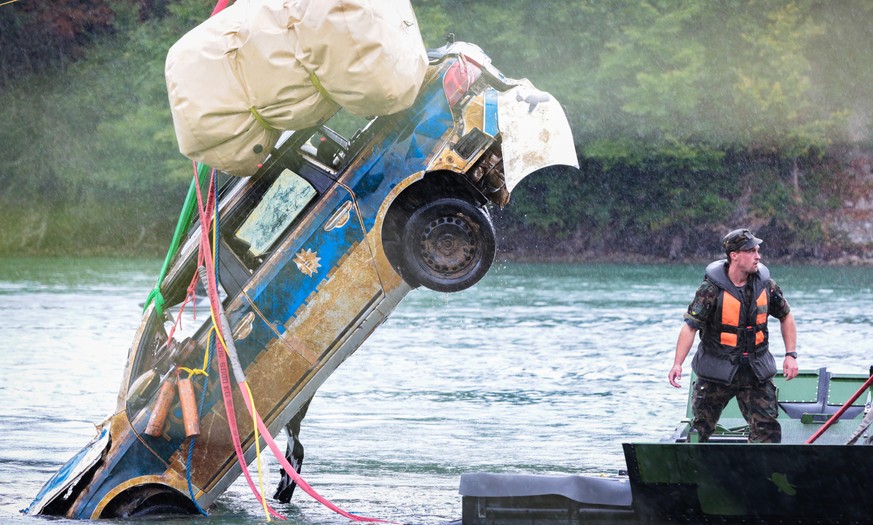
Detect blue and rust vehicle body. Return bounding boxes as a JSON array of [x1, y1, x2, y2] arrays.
[[26, 40, 577, 519]]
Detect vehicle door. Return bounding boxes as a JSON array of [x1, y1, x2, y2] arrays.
[[215, 126, 385, 426]]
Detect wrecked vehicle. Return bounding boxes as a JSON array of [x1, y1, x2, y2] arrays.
[[25, 39, 577, 519]]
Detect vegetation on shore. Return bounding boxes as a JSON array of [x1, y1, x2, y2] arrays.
[[1, 0, 872, 262]]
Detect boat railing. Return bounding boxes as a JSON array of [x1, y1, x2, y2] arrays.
[[674, 367, 871, 444]]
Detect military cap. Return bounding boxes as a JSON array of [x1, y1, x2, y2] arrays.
[[723, 228, 763, 255]]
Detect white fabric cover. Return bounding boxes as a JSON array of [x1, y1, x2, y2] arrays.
[[166, 0, 428, 176]]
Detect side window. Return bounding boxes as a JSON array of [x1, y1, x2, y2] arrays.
[[298, 109, 376, 171], [234, 168, 317, 257]]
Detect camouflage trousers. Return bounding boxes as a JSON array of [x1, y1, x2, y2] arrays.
[[691, 365, 781, 443]]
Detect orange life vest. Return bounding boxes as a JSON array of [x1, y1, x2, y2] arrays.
[[690, 259, 776, 384], [717, 287, 769, 349]]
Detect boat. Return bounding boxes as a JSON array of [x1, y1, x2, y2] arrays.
[[459, 367, 873, 524]]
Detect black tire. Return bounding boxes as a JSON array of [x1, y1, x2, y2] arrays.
[[100, 485, 199, 518], [401, 198, 496, 292]]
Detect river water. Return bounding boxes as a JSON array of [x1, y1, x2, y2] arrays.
[[1, 257, 872, 525]]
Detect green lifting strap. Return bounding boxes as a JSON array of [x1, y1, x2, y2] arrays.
[[144, 162, 213, 317]]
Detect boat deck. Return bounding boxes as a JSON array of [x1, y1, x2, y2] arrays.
[[670, 367, 870, 444]]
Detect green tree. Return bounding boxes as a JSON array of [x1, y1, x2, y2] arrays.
[[1, 0, 871, 257]]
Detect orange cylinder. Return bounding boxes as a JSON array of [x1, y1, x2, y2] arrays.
[[145, 377, 176, 437], [178, 377, 201, 438]]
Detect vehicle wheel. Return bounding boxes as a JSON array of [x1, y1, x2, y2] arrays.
[[401, 198, 495, 292], [100, 485, 199, 518]]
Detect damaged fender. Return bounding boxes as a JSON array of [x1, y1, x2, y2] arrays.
[[498, 80, 578, 193], [24, 427, 110, 516]]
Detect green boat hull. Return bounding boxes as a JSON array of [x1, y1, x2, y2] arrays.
[[625, 442, 873, 523], [460, 367, 873, 524]]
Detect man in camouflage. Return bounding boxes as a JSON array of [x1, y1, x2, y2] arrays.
[[668, 229, 799, 443]]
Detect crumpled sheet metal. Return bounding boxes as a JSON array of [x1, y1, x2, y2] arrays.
[[497, 80, 578, 192]]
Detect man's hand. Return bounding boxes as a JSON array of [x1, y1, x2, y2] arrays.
[[670, 324, 697, 389], [779, 314, 798, 381], [669, 364, 683, 388], [783, 355, 799, 380]]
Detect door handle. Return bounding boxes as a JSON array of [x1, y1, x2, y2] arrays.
[[232, 311, 255, 340], [324, 200, 353, 231]]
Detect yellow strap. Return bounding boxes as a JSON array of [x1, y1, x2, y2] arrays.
[[250, 71, 332, 134], [205, 199, 270, 520], [245, 382, 270, 522], [308, 70, 335, 103], [250, 106, 278, 132], [178, 367, 208, 378], [206, 294, 270, 521]]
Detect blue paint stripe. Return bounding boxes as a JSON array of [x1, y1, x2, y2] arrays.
[[483, 88, 499, 137]]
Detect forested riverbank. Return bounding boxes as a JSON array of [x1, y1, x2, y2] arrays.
[[1, 1, 872, 262]]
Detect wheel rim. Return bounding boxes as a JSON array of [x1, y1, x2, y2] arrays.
[[417, 215, 478, 277]]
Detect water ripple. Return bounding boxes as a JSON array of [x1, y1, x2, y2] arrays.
[[1, 260, 872, 524]]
